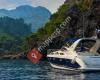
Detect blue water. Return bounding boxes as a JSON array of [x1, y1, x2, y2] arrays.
[[0, 60, 100, 80]]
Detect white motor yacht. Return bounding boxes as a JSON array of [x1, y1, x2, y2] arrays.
[[47, 38, 100, 72]]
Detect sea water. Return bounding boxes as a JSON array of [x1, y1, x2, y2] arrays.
[[0, 59, 100, 80]]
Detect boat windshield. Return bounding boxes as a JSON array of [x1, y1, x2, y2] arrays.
[[65, 38, 78, 47], [60, 40, 76, 51], [75, 39, 100, 56], [66, 41, 74, 47]]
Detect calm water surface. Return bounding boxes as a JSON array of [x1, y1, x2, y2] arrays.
[[0, 59, 100, 80]]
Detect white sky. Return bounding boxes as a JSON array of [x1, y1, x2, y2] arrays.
[[0, 0, 66, 13]]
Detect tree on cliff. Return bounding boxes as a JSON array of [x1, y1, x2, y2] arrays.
[[24, 0, 100, 51]]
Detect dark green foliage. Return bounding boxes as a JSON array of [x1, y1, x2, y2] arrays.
[[17, 33, 39, 53], [0, 33, 15, 51], [15, 0, 99, 56], [0, 33, 15, 42], [36, 3, 71, 40], [0, 17, 32, 52], [22, 3, 72, 51], [0, 17, 31, 39], [26, 0, 99, 51]]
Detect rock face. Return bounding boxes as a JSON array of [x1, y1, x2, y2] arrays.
[[0, 5, 51, 32]]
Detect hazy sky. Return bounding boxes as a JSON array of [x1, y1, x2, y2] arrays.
[[0, 0, 65, 13]]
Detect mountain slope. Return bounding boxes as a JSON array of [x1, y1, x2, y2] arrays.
[[0, 17, 31, 39], [0, 5, 51, 32]]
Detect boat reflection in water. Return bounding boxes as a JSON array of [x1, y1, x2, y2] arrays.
[[48, 67, 100, 80], [0, 60, 100, 80]]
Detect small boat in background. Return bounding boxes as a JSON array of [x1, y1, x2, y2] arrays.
[[47, 38, 100, 72]]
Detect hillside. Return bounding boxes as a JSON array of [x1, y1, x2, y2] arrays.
[[0, 0, 99, 55], [0, 17, 32, 52], [0, 17, 31, 39], [23, 0, 100, 52], [0, 5, 51, 32]]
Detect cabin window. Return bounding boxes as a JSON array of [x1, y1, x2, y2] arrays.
[[60, 53, 64, 55], [49, 58, 51, 60], [53, 58, 55, 60], [60, 59, 62, 61], [51, 53, 54, 55]]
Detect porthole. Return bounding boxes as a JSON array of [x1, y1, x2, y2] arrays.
[[49, 58, 51, 60], [60, 59, 62, 61], [53, 58, 55, 60]]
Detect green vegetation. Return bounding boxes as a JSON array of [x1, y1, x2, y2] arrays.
[[36, 3, 71, 40], [34, 0, 94, 41], [0, 0, 99, 57], [0, 17, 32, 52], [0, 33, 15, 42], [73, 0, 93, 12], [0, 17, 31, 39], [21, 3, 72, 52], [24, 0, 99, 52]]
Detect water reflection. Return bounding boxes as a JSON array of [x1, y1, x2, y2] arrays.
[[47, 68, 85, 80], [48, 66, 100, 80], [0, 60, 100, 80]]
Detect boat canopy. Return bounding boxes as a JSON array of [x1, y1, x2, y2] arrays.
[[74, 39, 100, 56]]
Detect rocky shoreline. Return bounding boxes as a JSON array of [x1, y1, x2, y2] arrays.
[[0, 52, 27, 59]]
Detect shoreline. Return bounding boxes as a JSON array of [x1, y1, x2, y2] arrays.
[[0, 53, 27, 59]]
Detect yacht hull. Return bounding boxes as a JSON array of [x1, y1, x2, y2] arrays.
[[50, 63, 100, 72], [48, 57, 100, 72]]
